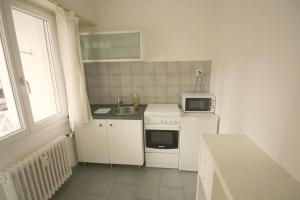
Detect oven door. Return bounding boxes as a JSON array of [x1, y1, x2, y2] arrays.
[[185, 97, 213, 112], [144, 125, 179, 153]]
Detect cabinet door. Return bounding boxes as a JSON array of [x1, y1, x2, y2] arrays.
[[179, 116, 218, 171], [80, 32, 142, 62], [107, 120, 144, 165], [75, 120, 110, 163]]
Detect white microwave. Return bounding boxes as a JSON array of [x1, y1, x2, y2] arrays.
[[182, 93, 216, 113]]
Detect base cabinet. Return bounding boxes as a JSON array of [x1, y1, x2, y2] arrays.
[[179, 114, 218, 171], [75, 119, 144, 166], [75, 120, 110, 163], [107, 120, 144, 165]]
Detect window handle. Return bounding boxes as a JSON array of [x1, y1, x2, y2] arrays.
[[21, 77, 31, 93]]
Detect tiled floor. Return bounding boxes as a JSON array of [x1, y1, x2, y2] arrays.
[[52, 164, 198, 200]]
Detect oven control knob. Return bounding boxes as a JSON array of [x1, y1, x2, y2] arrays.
[[160, 119, 163, 123]]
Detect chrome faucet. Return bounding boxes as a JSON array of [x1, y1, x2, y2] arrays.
[[117, 97, 124, 108]]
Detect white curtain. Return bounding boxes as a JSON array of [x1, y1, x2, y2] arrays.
[[55, 7, 92, 131]]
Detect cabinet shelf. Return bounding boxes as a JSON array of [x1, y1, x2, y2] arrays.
[[80, 31, 143, 62]]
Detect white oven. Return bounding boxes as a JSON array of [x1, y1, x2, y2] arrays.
[[144, 104, 181, 168]]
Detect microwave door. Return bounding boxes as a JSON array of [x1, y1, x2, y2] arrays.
[[186, 98, 211, 111]]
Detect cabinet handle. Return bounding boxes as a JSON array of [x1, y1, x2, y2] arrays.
[[109, 124, 113, 126], [99, 124, 102, 127]]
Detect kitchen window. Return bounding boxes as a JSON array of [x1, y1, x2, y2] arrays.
[[12, 7, 61, 122], [0, 26, 22, 139], [0, 0, 67, 141]]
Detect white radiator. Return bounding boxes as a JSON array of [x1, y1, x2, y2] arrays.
[[0, 135, 72, 200]]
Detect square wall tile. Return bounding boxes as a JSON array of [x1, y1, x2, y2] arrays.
[[141, 97, 156, 104], [99, 75, 110, 86], [85, 63, 98, 75], [131, 62, 143, 74], [86, 60, 211, 105], [143, 75, 155, 86], [155, 74, 167, 86], [132, 86, 144, 96], [167, 74, 180, 86], [109, 75, 121, 86], [121, 87, 132, 98], [98, 87, 110, 98], [155, 87, 167, 98], [120, 62, 131, 74], [110, 87, 121, 99], [87, 86, 98, 98], [156, 97, 168, 103], [98, 63, 108, 74], [154, 62, 168, 74], [180, 74, 192, 86], [167, 86, 180, 98], [167, 62, 180, 74], [87, 75, 99, 86], [144, 86, 156, 98], [143, 62, 155, 74], [108, 63, 120, 74], [132, 75, 144, 86], [121, 75, 132, 86]]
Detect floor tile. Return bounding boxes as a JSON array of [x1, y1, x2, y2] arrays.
[[82, 195, 108, 200], [181, 171, 197, 186], [88, 177, 114, 196], [99, 167, 120, 181], [110, 183, 136, 200], [184, 184, 197, 200], [54, 165, 197, 200], [116, 167, 142, 184], [138, 167, 161, 185], [159, 186, 185, 200], [71, 164, 107, 181], [160, 169, 183, 187], [135, 183, 160, 200]]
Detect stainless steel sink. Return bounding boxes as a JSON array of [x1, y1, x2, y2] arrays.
[[114, 106, 140, 116]]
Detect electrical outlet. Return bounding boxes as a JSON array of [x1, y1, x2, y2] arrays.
[[196, 69, 204, 76]]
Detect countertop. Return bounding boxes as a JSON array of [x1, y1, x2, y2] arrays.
[[201, 134, 300, 200], [90, 104, 147, 120]]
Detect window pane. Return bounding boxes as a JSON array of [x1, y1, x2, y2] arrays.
[[12, 9, 60, 122], [0, 35, 21, 138]]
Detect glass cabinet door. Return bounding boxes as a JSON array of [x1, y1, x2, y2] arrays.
[[80, 32, 142, 62]]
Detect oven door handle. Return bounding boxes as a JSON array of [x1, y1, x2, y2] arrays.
[[158, 145, 166, 148], [144, 124, 180, 131]]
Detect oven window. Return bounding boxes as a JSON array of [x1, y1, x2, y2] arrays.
[[186, 98, 211, 111], [146, 130, 178, 149]]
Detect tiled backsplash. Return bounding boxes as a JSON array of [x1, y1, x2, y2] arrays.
[[85, 61, 211, 105]]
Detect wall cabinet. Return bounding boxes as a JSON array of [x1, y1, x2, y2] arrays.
[[75, 119, 144, 166], [80, 31, 142, 62]]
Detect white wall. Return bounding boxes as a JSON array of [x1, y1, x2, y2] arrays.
[[81, 0, 214, 61], [55, 0, 96, 25], [211, 0, 300, 182]]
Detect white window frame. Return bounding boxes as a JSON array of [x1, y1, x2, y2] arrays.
[[0, 0, 68, 145], [0, 0, 28, 143]]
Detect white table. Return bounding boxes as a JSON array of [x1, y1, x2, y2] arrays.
[[197, 134, 300, 200]]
